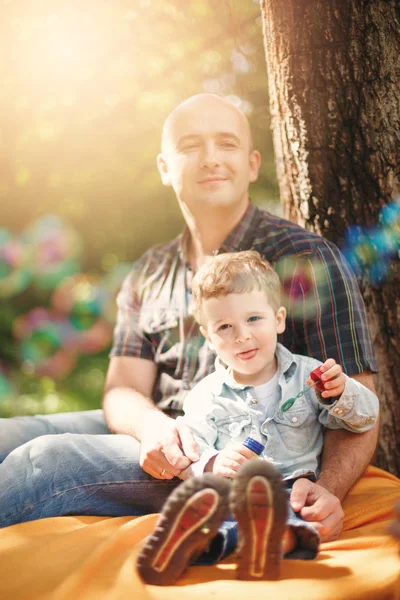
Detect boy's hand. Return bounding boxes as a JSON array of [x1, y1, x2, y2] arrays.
[[205, 442, 254, 478], [306, 359, 346, 399]]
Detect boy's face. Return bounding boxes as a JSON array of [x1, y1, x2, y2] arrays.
[[200, 290, 286, 387]]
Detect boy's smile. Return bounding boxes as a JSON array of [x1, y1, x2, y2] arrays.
[[200, 290, 286, 387]]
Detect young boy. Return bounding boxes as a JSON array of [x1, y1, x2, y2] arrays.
[[137, 251, 379, 585]]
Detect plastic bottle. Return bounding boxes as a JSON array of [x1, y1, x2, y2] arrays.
[[179, 436, 265, 480], [242, 436, 265, 457]]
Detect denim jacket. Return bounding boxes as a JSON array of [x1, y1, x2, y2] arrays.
[[177, 343, 379, 480]]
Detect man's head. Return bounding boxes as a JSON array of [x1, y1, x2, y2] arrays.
[[157, 94, 261, 215], [191, 250, 286, 386]]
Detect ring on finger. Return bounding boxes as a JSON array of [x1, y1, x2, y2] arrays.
[[160, 468, 166, 477]]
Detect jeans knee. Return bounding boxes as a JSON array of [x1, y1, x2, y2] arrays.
[[24, 434, 80, 470]]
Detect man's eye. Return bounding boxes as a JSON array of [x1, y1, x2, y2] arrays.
[[220, 142, 236, 149], [248, 316, 260, 322], [181, 144, 199, 151]]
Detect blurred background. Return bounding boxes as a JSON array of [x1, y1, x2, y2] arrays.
[[0, 0, 280, 416]]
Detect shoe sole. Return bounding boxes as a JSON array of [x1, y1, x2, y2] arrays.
[[137, 474, 230, 586], [231, 459, 288, 580]]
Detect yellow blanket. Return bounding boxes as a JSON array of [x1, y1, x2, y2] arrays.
[[0, 466, 399, 600]]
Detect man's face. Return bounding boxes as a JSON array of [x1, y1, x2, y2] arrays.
[[200, 290, 286, 387], [157, 97, 261, 213]]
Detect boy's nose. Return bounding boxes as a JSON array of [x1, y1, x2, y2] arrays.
[[235, 328, 251, 343]]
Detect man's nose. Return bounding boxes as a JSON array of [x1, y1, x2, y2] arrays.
[[200, 142, 220, 168]]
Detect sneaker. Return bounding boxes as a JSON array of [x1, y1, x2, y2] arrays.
[[230, 459, 288, 580], [136, 474, 230, 586]]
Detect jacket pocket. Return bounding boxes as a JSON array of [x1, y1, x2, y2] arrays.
[[274, 400, 311, 452], [214, 413, 252, 440]]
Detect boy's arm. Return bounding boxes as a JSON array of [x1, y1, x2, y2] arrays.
[[316, 371, 379, 432], [291, 371, 379, 542]]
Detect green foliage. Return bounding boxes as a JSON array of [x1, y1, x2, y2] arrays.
[[0, 0, 278, 415]]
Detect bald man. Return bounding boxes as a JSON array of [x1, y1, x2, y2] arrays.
[[0, 95, 379, 542]]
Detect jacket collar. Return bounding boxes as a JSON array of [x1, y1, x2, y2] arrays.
[[213, 343, 298, 394]]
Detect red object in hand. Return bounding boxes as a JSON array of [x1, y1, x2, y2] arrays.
[[310, 366, 326, 392]]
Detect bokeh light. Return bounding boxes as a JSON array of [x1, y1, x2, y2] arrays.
[[275, 256, 329, 319], [0, 230, 32, 298], [0, 362, 12, 402], [13, 308, 77, 378], [51, 274, 113, 354], [342, 199, 400, 284], [22, 215, 82, 290]]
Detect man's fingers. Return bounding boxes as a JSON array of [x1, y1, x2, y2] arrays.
[[306, 513, 343, 542], [163, 440, 192, 470], [290, 478, 314, 512], [140, 445, 183, 478], [177, 423, 199, 462], [300, 493, 342, 522]]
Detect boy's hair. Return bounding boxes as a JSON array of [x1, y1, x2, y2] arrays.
[[191, 250, 282, 324]]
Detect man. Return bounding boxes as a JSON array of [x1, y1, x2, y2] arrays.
[[0, 95, 378, 541]]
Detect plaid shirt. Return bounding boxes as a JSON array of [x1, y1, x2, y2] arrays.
[[111, 202, 377, 416]]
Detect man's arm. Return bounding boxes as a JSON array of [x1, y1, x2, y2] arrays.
[[317, 370, 379, 499], [291, 370, 379, 541], [103, 356, 198, 478]]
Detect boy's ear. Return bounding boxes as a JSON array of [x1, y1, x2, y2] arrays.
[[157, 153, 172, 186], [276, 306, 286, 334], [200, 325, 215, 350]]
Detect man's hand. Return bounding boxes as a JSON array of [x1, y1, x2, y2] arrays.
[[139, 411, 199, 479], [206, 443, 254, 477], [290, 478, 344, 542]]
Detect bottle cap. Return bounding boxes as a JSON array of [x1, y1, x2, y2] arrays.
[[242, 436, 265, 456]]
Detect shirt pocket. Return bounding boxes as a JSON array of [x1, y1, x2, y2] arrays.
[[273, 400, 311, 452], [142, 306, 179, 333], [140, 307, 180, 361], [214, 413, 252, 445]]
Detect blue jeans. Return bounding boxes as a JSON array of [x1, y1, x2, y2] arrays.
[[0, 410, 180, 528], [0, 410, 318, 561]]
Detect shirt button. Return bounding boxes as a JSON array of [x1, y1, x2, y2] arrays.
[[291, 417, 298, 423], [251, 399, 258, 405]]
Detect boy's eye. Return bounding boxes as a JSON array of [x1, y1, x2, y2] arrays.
[[218, 323, 231, 331], [248, 316, 260, 322]]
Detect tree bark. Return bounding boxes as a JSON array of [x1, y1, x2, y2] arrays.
[[260, 0, 400, 476]]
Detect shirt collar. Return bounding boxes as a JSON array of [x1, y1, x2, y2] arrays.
[[178, 200, 263, 265], [213, 343, 298, 394]]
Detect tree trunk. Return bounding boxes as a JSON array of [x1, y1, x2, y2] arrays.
[[260, 0, 400, 476]]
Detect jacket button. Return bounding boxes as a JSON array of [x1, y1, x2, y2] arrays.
[[291, 417, 298, 423]]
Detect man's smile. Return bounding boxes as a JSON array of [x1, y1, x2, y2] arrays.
[[197, 176, 228, 184]]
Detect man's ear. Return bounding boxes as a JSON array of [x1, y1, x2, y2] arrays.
[[249, 150, 261, 183], [157, 153, 172, 186], [200, 325, 215, 350], [276, 306, 286, 334]]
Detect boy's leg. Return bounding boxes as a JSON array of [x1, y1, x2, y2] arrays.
[[230, 459, 288, 580], [284, 489, 320, 560], [0, 432, 179, 528], [137, 475, 231, 586], [0, 409, 109, 463]]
